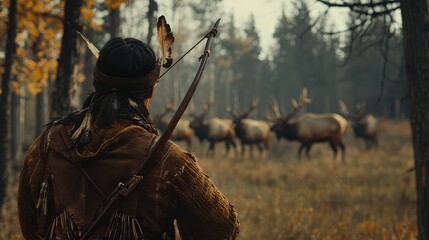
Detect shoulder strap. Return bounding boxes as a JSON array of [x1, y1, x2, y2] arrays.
[[105, 135, 159, 202]]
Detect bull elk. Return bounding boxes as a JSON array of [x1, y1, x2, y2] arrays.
[[270, 88, 348, 161], [339, 101, 379, 149], [225, 101, 271, 158], [153, 103, 194, 150], [189, 103, 237, 157]]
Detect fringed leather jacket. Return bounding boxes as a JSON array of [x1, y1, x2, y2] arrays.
[[18, 118, 239, 239]]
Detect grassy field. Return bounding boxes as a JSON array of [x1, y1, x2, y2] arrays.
[[1, 120, 417, 239]]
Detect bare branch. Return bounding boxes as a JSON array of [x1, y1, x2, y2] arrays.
[[339, 28, 356, 67], [375, 12, 396, 106], [320, 19, 367, 35], [316, 0, 399, 8], [313, 0, 403, 110], [298, 9, 328, 39], [357, 39, 384, 55]]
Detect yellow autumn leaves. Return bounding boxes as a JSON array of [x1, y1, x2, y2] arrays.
[[14, 57, 58, 95], [104, 0, 128, 10], [0, 0, 128, 96]]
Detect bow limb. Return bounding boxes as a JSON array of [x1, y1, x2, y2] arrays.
[[80, 18, 221, 240], [158, 19, 220, 80], [156, 18, 221, 145]]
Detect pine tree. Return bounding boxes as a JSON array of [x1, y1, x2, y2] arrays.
[[236, 14, 262, 110]]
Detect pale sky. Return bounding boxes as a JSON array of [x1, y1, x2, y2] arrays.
[[220, 0, 349, 57], [152, 0, 351, 58]]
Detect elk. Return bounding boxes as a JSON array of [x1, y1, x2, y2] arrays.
[[339, 101, 379, 149], [153, 103, 194, 150], [225, 101, 271, 158], [153, 103, 175, 133], [269, 88, 348, 161], [189, 103, 237, 157]]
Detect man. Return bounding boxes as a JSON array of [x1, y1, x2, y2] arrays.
[[18, 37, 240, 239]]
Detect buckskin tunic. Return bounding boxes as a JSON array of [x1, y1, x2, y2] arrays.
[[18, 118, 240, 239]]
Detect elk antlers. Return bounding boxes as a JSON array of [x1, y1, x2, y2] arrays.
[[154, 101, 175, 122], [189, 101, 212, 119], [339, 100, 367, 120], [289, 87, 311, 118], [226, 99, 258, 119], [270, 87, 311, 120]]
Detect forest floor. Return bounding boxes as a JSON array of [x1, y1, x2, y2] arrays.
[[1, 119, 417, 239]]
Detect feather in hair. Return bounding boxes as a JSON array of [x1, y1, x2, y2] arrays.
[[70, 109, 92, 144], [77, 30, 100, 59], [156, 15, 174, 68]]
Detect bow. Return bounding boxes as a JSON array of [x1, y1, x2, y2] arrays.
[[80, 18, 221, 240], [78, 16, 215, 81]]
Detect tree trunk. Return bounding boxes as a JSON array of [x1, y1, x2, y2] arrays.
[[11, 92, 22, 162], [0, 0, 17, 208], [79, 29, 95, 106], [109, 7, 120, 38], [400, 0, 429, 239], [146, 0, 158, 45], [36, 88, 48, 134], [51, 0, 83, 118]]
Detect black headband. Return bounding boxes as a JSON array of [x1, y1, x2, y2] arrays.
[[93, 65, 161, 90]]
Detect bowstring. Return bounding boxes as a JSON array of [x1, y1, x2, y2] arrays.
[[74, 22, 208, 81], [158, 35, 207, 80]]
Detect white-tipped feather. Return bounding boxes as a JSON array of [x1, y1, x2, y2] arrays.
[[77, 31, 99, 59], [78, 17, 174, 66], [71, 110, 92, 144], [157, 15, 174, 68]]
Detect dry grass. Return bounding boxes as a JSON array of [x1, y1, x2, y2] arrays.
[[1, 120, 417, 239]]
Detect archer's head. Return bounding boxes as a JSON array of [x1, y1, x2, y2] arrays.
[[92, 37, 160, 107]]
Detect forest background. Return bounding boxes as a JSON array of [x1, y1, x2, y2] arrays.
[[0, 0, 417, 239]]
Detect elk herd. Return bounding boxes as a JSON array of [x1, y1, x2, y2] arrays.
[[153, 88, 380, 162]]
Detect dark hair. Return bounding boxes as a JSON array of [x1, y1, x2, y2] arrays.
[[65, 38, 159, 145], [96, 37, 156, 78]]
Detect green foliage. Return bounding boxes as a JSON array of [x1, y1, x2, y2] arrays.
[[234, 14, 262, 107], [271, 0, 340, 113], [340, 13, 405, 114], [188, 0, 222, 30]]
